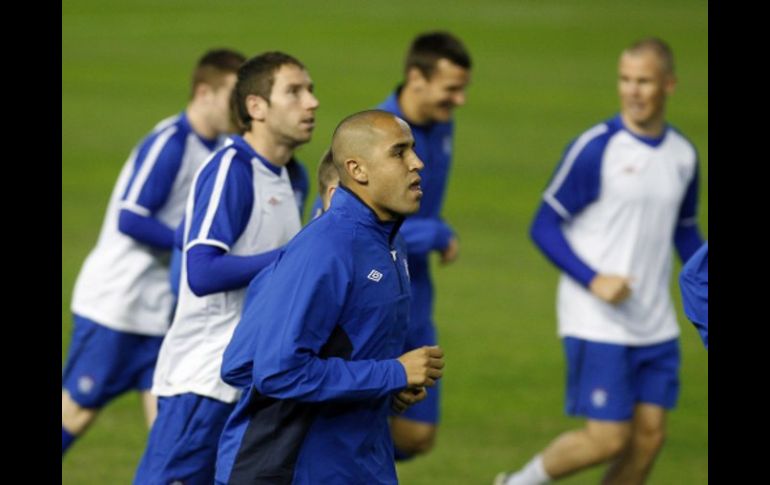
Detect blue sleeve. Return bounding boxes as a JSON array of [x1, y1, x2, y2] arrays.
[[247, 241, 407, 402], [117, 210, 174, 249], [120, 127, 185, 218], [679, 242, 708, 349], [186, 153, 253, 251], [169, 246, 182, 298], [398, 218, 454, 256], [116, 126, 186, 249], [542, 132, 605, 219], [677, 157, 700, 223], [221, 264, 277, 388], [673, 160, 703, 262], [168, 219, 186, 296], [530, 202, 597, 287], [674, 225, 703, 263], [185, 245, 282, 297], [286, 158, 309, 220]]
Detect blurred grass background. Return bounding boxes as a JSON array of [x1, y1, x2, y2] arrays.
[[62, 1, 707, 483]]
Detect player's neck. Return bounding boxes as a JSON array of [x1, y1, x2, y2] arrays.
[[343, 185, 396, 222], [621, 113, 666, 138], [398, 87, 431, 126], [185, 105, 217, 140], [242, 130, 294, 167]]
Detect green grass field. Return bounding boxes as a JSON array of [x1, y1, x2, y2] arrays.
[[62, 1, 708, 483]]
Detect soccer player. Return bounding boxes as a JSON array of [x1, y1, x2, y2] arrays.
[[62, 48, 245, 457], [309, 148, 339, 218], [168, 156, 309, 298], [215, 110, 445, 485], [378, 30, 472, 459], [134, 51, 319, 484], [680, 242, 708, 349], [494, 37, 704, 485]]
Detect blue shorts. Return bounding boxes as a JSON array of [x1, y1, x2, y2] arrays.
[[397, 317, 440, 424], [62, 314, 163, 408], [134, 393, 235, 485], [563, 337, 680, 421]]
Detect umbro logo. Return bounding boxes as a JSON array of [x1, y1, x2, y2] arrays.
[[367, 270, 383, 282], [268, 196, 280, 205]]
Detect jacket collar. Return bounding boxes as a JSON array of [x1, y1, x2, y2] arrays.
[[331, 185, 404, 243]]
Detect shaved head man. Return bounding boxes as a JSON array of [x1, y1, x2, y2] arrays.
[[215, 110, 444, 485], [331, 110, 424, 220]]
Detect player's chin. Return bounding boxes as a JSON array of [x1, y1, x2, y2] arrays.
[[431, 109, 453, 123], [292, 131, 313, 145], [403, 195, 422, 215]]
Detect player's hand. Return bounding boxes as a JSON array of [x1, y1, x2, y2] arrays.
[[397, 345, 445, 387], [440, 237, 459, 265], [391, 387, 427, 413], [589, 274, 632, 304]]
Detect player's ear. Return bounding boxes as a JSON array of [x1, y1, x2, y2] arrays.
[[194, 82, 213, 101], [664, 73, 677, 96], [345, 158, 368, 184], [326, 184, 337, 201], [246, 94, 269, 122], [407, 67, 428, 88]]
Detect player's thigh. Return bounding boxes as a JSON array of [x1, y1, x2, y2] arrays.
[[136, 394, 235, 485], [631, 339, 680, 411]]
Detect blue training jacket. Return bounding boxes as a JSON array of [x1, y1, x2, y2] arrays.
[[216, 186, 411, 485]]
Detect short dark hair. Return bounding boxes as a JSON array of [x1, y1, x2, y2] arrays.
[[190, 48, 246, 98], [624, 37, 675, 75], [317, 148, 338, 196], [231, 51, 305, 134], [404, 31, 471, 79]]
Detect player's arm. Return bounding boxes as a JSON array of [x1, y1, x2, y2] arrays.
[[530, 203, 597, 288], [673, 159, 704, 262], [183, 151, 274, 296], [249, 245, 442, 403], [118, 128, 185, 249], [532, 131, 630, 304], [186, 245, 281, 296], [398, 217, 455, 257]]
